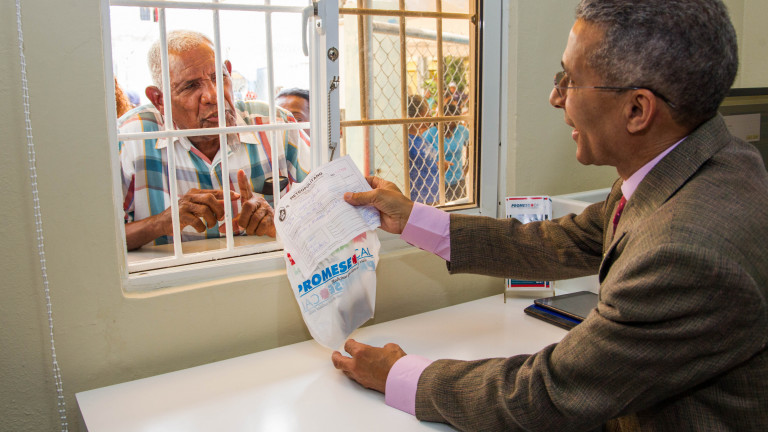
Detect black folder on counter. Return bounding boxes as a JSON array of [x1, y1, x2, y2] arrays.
[[524, 291, 598, 330]]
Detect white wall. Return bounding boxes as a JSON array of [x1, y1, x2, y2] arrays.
[[504, 0, 616, 197], [737, 0, 768, 88], [1, 1, 763, 431]]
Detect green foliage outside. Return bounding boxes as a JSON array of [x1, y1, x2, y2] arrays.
[[421, 55, 469, 96]]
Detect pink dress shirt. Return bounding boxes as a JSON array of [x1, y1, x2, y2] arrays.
[[385, 137, 685, 416]]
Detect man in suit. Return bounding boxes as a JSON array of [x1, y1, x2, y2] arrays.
[[331, 0, 768, 430]]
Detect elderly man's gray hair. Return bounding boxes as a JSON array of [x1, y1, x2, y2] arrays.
[[147, 30, 214, 88], [576, 0, 738, 128]]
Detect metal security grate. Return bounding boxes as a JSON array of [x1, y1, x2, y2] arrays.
[[338, 1, 478, 207], [107, 0, 317, 274]]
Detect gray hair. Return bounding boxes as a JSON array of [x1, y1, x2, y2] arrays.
[[147, 30, 213, 88], [576, 0, 738, 128]]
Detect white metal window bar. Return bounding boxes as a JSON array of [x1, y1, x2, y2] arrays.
[[106, 0, 337, 274]]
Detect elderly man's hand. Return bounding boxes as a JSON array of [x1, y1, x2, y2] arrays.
[[343, 176, 414, 235], [124, 187, 239, 251], [331, 339, 407, 393], [237, 169, 277, 237], [175, 188, 240, 233]]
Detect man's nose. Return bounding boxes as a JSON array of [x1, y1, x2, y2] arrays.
[[200, 79, 218, 104], [549, 86, 564, 109]]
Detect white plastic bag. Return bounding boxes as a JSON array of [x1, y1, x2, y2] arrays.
[[283, 230, 380, 349]]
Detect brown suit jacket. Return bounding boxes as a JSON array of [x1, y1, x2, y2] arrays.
[[415, 114, 768, 431]]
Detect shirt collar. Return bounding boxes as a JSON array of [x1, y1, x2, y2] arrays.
[[621, 137, 686, 200]]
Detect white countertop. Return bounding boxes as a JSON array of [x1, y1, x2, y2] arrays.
[[76, 295, 567, 431]]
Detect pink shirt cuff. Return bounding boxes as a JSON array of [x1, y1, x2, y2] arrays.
[[384, 355, 433, 415], [400, 203, 451, 261]]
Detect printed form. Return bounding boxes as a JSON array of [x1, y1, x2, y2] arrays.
[[274, 156, 380, 278]]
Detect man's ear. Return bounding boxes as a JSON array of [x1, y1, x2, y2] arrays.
[[145, 86, 164, 112], [626, 89, 656, 134], [225, 60, 232, 75]]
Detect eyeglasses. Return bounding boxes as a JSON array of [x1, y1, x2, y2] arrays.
[[554, 71, 677, 109]]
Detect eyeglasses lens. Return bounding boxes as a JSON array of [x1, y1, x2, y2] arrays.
[[554, 71, 568, 97]]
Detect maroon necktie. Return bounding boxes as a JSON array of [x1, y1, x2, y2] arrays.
[[612, 196, 627, 239]]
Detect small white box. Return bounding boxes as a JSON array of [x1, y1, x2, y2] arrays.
[[504, 196, 553, 296]]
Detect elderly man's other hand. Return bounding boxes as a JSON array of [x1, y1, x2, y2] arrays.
[[343, 176, 414, 235], [331, 339, 407, 393], [237, 169, 277, 237]]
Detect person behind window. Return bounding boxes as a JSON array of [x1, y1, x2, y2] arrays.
[[423, 102, 469, 202], [406, 95, 440, 204], [118, 30, 309, 251], [276, 87, 310, 137], [423, 88, 437, 116], [443, 81, 468, 111], [114, 77, 133, 118], [126, 90, 140, 108], [332, 1, 768, 430]]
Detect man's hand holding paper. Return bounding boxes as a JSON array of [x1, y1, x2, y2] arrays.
[[275, 155, 380, 278], [343, 176, 414, 235]]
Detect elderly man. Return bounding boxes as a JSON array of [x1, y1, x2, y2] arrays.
[[332, 0, 768, 431], [118, 30, 309, 250]]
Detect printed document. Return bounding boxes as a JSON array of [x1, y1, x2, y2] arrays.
[[274, 156, 380, 277]]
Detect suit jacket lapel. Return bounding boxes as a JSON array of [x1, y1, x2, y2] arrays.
[[598, 114, 732, 283]]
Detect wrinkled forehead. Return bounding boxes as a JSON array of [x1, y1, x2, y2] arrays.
[[168, 44, 219, 81], [170, 43, 214, 66]]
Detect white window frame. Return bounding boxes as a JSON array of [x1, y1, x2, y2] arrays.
[[101, 0, 504, 292]]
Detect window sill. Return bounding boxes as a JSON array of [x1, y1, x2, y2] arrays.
[[121, 200, 491, 296], [122, 230, 414, 295]]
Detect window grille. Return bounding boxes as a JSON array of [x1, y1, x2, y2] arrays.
[[337, 1, 477, 208], [105, 0, 332, 276]]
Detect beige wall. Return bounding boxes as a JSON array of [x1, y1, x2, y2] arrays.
[[504, 0, 617, 197], [1, 1, 762, 431], [732, 0, 768, 88]]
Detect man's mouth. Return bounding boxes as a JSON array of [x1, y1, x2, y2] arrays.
[[564, 117, 578, 141], [203, 110, 234, 126]]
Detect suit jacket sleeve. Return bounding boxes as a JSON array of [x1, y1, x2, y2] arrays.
[[447, 188, 618, 281]]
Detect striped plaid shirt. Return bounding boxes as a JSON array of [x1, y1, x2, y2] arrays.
[[118, 100, 310, 245]]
